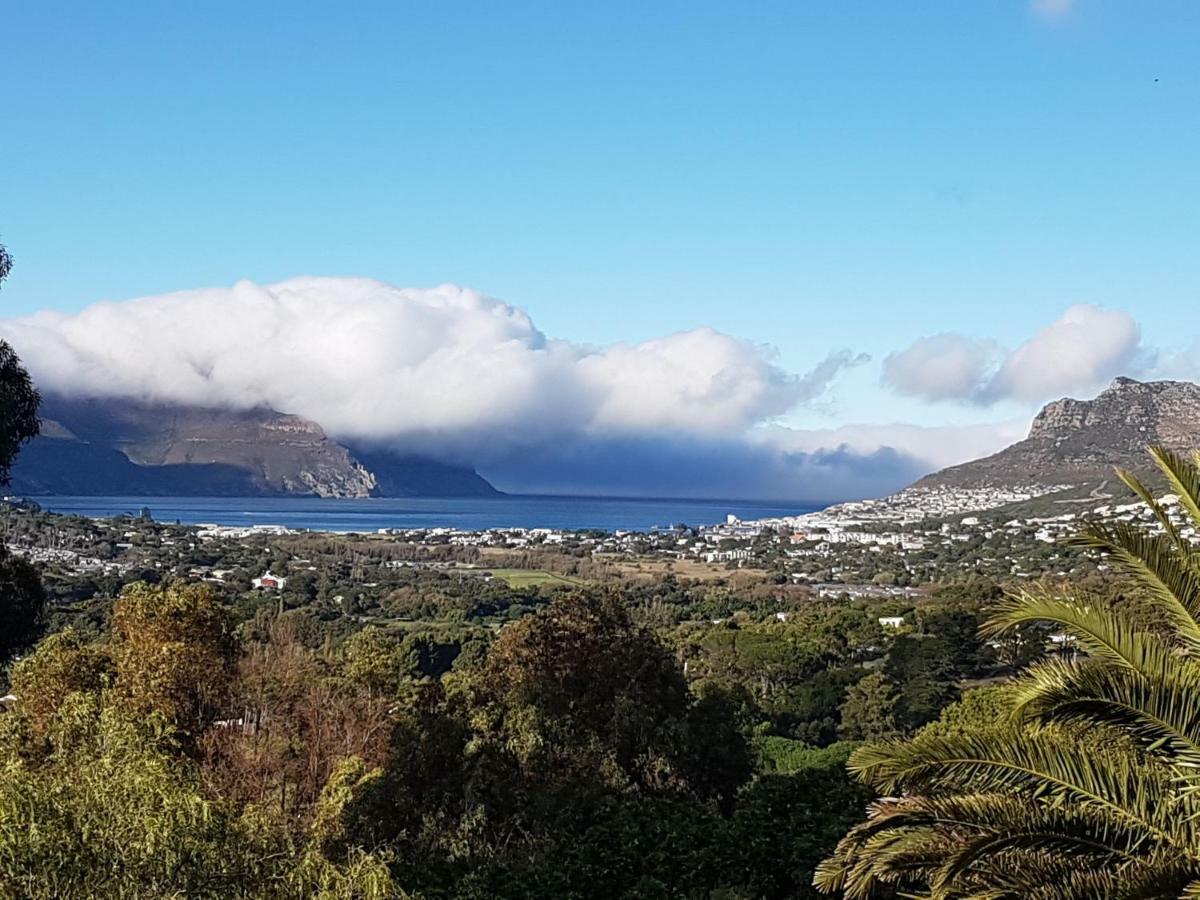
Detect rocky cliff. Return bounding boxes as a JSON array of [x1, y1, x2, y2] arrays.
[[916, 377, 1200, 490], [8, 395, 499, 498]]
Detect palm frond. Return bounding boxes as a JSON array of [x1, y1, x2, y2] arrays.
[[816, 447, 1200, 897], [935, 831, 1126, 894], [1115, 465, 1191, 552], [849, 728, 1180, 845], [1148, 446, 1200, 533], [983, 591, 1176, 673], [818, 792, 1170, 900], [1068, 522, 1200, 647], [1008, 655, 1200, 779]]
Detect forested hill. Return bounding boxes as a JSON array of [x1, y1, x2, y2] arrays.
[[8, 394, 500, 499], [915, 377, 1200, 491]]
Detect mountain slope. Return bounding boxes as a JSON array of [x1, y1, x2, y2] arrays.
[[916, 377, 1200, 491], [8, 395, 499, 498], [349, 447, 499, 498]]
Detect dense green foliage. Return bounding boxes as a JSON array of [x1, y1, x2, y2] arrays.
[[2, 581, 890, 897], [0, 241, 46, 670], [0, 241, 41, 488], [0, 697, 398, 899], [817, 447, 1200, 898], [0, 547, 46, 667]]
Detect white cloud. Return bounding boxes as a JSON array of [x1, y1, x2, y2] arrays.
[[987, 304, 1142, 402], [1, 276, 1066, 500], [882, 334, 1002, 403], [882, 304, 1143, 406], [0, 277, 864, 460]]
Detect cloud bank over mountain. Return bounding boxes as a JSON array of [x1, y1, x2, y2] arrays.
[[2, 276, 931, 499], [3, 277, 858, 452], [8, 278, 1161, 499]]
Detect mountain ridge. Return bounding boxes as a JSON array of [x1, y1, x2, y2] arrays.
[[915, 377, 1200, 492], [8, 395, 500, 499]]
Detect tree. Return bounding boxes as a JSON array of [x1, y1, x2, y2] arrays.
[[987, 620, 1047, 671], [467, 591, 704, 795], [816, 447, 1200, 898], [399, 631, 461, 680], [675, 683, 755, 811], [837, 671, 901, 741], [913, 684, 1015, 741], [200, 618, 393, 823], [883, 633, 960, 731], [5, 629, 113, 745], [0, 549, 48, 665], [0, 240, 45, 654], [111, 581, 236, 739], [919, 604, 984, 674], [321, 591, 759, 896], [728, 743, 874, 899], [342, 626, 403, 696], [0, 241, 41, 487], [0, 693, 406, 898]]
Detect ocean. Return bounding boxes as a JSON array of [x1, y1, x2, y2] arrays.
[[31, 494, 824, 533]]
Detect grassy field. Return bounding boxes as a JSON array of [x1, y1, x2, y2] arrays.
[[486, 569, 588, 588], [602, 556, 767, 582]]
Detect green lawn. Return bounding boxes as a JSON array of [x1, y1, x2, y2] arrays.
[[487, 569, 587, 588]]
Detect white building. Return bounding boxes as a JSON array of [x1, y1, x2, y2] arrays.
[[252, 571, 287, 590]]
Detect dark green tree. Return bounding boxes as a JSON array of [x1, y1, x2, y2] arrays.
[[919, 605, 984, 674], [730, 744, 873, 899], [467, 591, 747, 801], [0, 241, 45, 663], [838, 671, 902, 741], [883, 634, 961, 731], [0, 551, 47, 666], [0, 241, 41, 487]]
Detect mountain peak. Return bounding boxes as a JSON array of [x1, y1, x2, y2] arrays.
[[1099, 375, 1196, 396], [917, 377, 1200, 490], [1108, 375, 1144, 390]]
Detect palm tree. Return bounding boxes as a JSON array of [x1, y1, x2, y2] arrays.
[[814, 447, 1200, 899]]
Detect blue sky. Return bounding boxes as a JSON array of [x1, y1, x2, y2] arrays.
[[0, 1, 1197, 497]]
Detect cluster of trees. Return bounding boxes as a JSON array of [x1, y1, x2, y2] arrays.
[[816, 448, 1200, 897], [0, 585, 874, 897], [0, 584, 399, 898], [676, 583, 1046, 749]]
